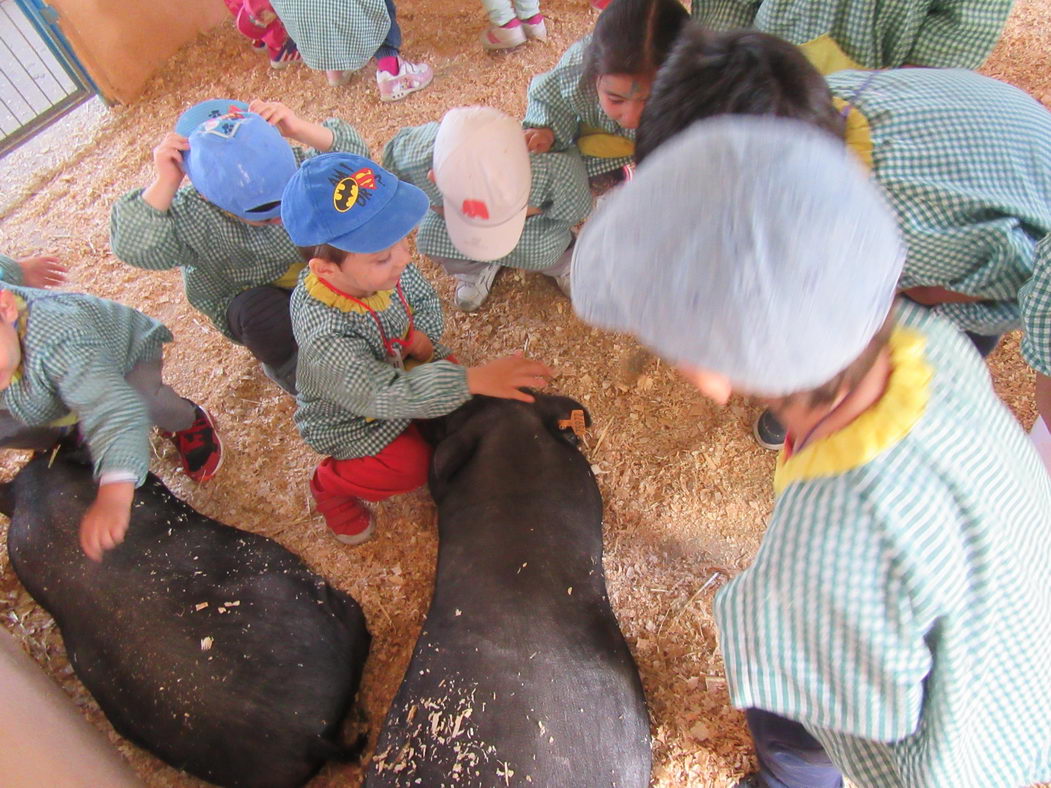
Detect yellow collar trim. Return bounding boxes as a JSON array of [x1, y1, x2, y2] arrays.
[[832, 97, 874, 172], [303, 272, 393, 313], [773, 327, 932, 495], [11, 295, 27, 383]]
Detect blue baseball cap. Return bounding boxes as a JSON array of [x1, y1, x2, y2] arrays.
[[175, 99, 250, 137], [183, 110, 296, 222], [281, 153, 429, 253]]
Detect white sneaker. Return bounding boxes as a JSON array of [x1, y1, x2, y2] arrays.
[[521, 16, 548, 41], [552, 271, 572, 298], [481, 22, 527, 50], [376, 58, 433, 102], [454, 264, 500, 311]]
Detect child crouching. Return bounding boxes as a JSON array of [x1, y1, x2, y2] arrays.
[[280, 153, 553, 544]]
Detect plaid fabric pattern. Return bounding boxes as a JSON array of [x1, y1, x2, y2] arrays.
[[716, 301, 1051, 788], [110, 119, 368, 341], [523, 36, 634, 178], [0, 256, 171, 484], [382, 123, 593, 272], [268, 0, 391, 70], [291, 264, 469, 459], [690, 0, 1012, 68], [828, 68, 1051, 374]]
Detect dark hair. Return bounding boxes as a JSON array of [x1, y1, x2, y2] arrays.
[[582, 0, 690, 85], [636, 25, 844, 163], [296, 243, 347, 264]]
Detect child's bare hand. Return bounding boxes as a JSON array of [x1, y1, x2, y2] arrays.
[[17, 255, 67, 289], [79, 482, 134, 562], [524, 127, 555, 153], [152, 132, 189, 188], [249, 99, 303, 138], [404, 329, 434, 362], [467, 354, 554, 402]]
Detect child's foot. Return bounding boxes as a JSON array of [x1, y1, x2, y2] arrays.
[[454, 264, 500, 311], [375, 57, 433, 102], [520, 14, 548, 41], [481, 19, 527, 50], [269, 40, 301, 70], [165, 404, 223, 482], [753, 409, 786, 451], [326, 69, 352, 86], [318, 495, 375, 545]]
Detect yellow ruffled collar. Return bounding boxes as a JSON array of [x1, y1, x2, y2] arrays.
[[11, 294, 27, 383], [303, 272, 393, 313], [832, 97, 873, 172], [773, 327, 932, 495]]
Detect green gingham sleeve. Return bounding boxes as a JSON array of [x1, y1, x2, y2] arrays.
[[110, 189, 197, 271], [524, 38, 591, 152], [930, 299, 1020, 336], [401, 262, 447, 353], [0, 254, 23, 284], [906, 0, 1013, 68], [381, 123, 442, 204], [535, 150, 592, 224], [1019, 234, 1051, 376], [49, 341, 152, 483], [690, 0, 762, 27]]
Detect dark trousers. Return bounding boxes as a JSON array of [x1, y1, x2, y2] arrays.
[[226, 286, 298, 394], [746, 708, 843, 788], [376, 0, 401, 60]]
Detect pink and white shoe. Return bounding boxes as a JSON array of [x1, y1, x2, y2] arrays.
[[481, 20, 527, 50], [376, 57, 433, 102], [520, 15, 548, 41]]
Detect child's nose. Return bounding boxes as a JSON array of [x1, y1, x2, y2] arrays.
[[621, 102, 645, 130]]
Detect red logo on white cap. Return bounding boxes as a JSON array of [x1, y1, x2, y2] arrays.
[[461, 199, 489, 220]]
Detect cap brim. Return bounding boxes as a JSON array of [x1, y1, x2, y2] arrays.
[[175, 99, 250, 137], [443, 203, 527, 262], [328, 180, 430, 254]]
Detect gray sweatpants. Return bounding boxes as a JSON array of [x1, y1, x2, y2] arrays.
[[0, 357, 195, 451], [429, 241, 573, 280]]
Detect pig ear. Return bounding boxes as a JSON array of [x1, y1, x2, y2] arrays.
[[428, 428, 480, 500], [0, 480, 12, 518]]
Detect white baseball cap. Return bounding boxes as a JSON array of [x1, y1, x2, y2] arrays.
[[433, 107, 531, 262]]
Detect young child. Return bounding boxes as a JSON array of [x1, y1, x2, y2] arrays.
[[689, 0, 1013, 68], [635, 27, 1051, 456], [383, 106, 593, 311], [0, 252, 222, 563], [279, 153, 554, 544], [479, 0, 547, 50], [267, 0, 431, 99], [522, 0, 688, 182], [233, 0, 302, 70], [572, 116, 1051, 788], [110, 99, 369, 396]]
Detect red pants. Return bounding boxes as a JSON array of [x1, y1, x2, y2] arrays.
[[310, 424, 431, 531]]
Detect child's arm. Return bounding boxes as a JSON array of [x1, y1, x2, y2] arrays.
[[249, 100, 369, 157], [534, 151, 593, 225], [906, 0, 1012, 68], [0, 253, 67, 288], [79, 480, 135, 562], [523, 40, 592, 153]]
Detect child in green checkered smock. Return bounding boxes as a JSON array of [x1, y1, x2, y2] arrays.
[[280, 152, 554, 545], [690, 0, 1013, 68], [635, 27, 1051, 462], [523, 0, 688, 181], [571, 116, 1051, 788], [267, 0, 432, 100], [0, 253, 222, 563], [110, 100, 368, 395], [383, 108, 593, 312]]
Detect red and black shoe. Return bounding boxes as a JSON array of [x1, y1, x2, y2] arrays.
[[165, 404, 223, 483]]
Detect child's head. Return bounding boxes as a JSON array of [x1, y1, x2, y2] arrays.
[[431, 107, 532, 262], [636, 26, 843, 163], [571, 116, 904, 408], [584, 0, 690, 130], [180, 105, 296, 224], [0, 290, 22, 391], [282, 153, 428, 296]]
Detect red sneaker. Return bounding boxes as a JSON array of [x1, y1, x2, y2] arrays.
[[165, 405, 223, 483], [591, 0, 612, 10]]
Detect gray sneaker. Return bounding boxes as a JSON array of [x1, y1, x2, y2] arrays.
[[753, 409, 786, 450], [454, 264, 500, 311]]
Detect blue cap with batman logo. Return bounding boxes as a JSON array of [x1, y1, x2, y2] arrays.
[[281, 152, 429, 253]]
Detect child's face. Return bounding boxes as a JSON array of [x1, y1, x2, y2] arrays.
[[0, 291, 22, 391], [312, 239, 411, 297], [596, 74, 653, 130]]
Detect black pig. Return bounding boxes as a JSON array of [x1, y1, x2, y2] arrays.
[[366, 393, 651, 787], [1, 446, 370, 788]]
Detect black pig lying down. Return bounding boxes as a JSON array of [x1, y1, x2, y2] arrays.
[[366, 393, 651, 788], [1, 446, 370, 788]]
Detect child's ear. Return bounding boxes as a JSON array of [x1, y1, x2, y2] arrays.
[[0, 290, 18, 323], [308, 256, 343, 280], [426, 168, 436, 185]]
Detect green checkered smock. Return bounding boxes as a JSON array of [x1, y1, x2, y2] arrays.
[[690, 0, 1012, 68], [0, 256, 171, 484], [523, 36, 634, 178], [717, 301, 1051, 788], [268, 0, 391, 71], [109, 119, 368, 341], [828, 68, 1051, 375], [291, 264, 469, 459], [382, 123, 593, 272]]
